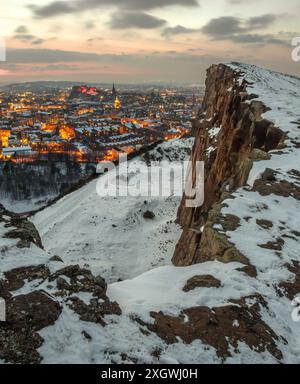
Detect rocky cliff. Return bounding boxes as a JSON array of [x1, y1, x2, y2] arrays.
[[173, 63, 294, 266]]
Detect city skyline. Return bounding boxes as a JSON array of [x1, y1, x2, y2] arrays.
[[1, 0, 300, 83]]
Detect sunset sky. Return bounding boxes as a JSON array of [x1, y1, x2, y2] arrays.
[[0, 0, 300, 84]]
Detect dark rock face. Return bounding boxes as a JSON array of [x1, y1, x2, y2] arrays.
[[172, 64, 284, 267], [0, 291, 62, 364], [6, 291, 62, 331]]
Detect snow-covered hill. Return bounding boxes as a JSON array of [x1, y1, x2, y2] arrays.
[[32, 138, 193, 283]]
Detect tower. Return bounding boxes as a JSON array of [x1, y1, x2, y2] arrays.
[[112, 83, 117, 98], [114, 96, 121, 110]]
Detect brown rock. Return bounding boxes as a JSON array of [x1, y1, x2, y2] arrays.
[[278, 261, 300, 300], [183, 275, 221, 292], [68, 297, 121, 326], [237, 265, 258, 278], [148, 295, 282, 361], [49, 265, 107, 298], [0, 291, 62, 364], [2, 265, 50, 292], [256, 219, 274, 230], [172, 64, 285, 267]]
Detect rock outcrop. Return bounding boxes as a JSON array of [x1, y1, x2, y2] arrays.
[[0, 205, 120, 364], [173, 64, 286, 266], [0, 203, 43, 249]]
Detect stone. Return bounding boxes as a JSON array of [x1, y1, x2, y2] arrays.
[[49, 255, 64, 263], [0, 291, 62, 364], [148, 295, 282, 361], [251, 149, 271, 161], [68, 297, 121, 326], [183, 275, 221, 292], [143, 210, 155, 220], [2, 265, 50, 292], [50, 265, 107, 298]]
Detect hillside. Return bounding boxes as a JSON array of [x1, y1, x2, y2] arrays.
[[1, 63, 300, 364]]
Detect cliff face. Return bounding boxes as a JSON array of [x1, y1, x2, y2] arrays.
[[173, 64, 285, 266]]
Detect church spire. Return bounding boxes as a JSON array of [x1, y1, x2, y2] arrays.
[[112, 83, 117, 98]]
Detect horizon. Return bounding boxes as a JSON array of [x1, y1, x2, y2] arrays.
[[0, 0, 300, 83]]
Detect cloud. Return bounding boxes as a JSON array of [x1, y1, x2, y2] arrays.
[[246, 14, 277, 29], [84, 20, 95, 29], [12, 26, 47, 46], [29, 1, 75, 18], [13, 34, 36, 42], [230, 34, 287, 45], [109, 12, 166, 29], [201, 16, 245, 36], [31, 38, 46, 45], [200, 14, 285, 46], [6, 48, 134, 63], [87, 37, 103, 42], [14, 25, 29, 34], [30, 0, 199, 18], [162, 25, 198, 37]]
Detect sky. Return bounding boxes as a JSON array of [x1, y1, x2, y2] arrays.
[[0, 0, 300, 84]]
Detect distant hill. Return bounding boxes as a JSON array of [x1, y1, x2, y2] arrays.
[[0, 81, 98, 92]]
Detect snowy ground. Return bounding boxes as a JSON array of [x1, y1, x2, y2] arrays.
[[32, 138, 193, 283]]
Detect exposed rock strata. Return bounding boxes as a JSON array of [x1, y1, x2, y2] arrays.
[[173, 64, 285, 266]]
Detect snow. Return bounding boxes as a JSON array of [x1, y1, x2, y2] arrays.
[[208, 126, 221, 139], [108, 261, 252, 323], [32, 138, 194, 283]]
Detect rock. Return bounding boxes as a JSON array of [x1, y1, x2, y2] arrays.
[[49, 265, 107, 298], [0, 326, 44, 364], [260, 168, 277, 182], [258, 238, 285, 251], [68, 297, 121, 326], [0, 291, 62, 364], [49, 255, 64, 263], [6, 291, 62, 330], [2, 265, 50, 292], [143, 211, 155, 220], [172, 64, 285, 267], [56, 277, 71, 290], [251, 149, 271, 161], [183, 275, 221, 292], [82, 330, 92, 341], [148, 295, 282, 361], [1, 207, 43, 249], [256, 219, 274, 230], [236, 265, 258, 278], [278, 261, 300, 300], [253, 178, 300, 200]]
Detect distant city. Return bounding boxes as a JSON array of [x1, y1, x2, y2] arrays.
[[0, 83, 204, 164]]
